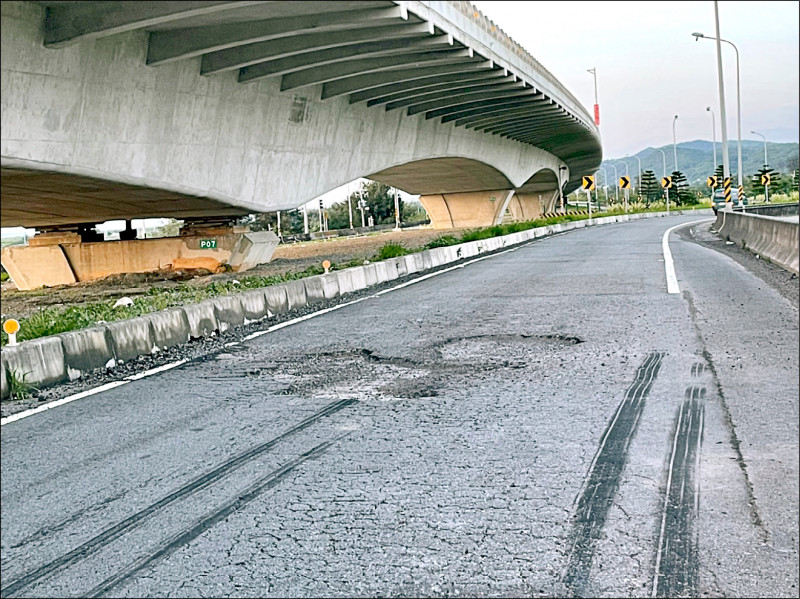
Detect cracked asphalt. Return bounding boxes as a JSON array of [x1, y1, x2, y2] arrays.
[[1, 215, 797, 598]]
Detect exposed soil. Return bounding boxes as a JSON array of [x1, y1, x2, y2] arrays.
[[0, 227, 461, 320]]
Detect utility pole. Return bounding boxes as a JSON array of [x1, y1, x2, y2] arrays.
[[393, 188, 401, 230], [714, 0, 731, 200], [347, 189, 353, 229], [302, 204, 309, 235], [358, 190, 366, 228]]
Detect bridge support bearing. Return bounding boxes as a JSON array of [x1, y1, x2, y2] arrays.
[[1, 231, 279, 291], [419, 190, 518, 229]]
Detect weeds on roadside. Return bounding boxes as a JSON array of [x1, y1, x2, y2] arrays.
[[8, 369, 36, 400], [375, 243, 408, 260]]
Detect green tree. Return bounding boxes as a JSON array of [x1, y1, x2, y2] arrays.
[[751, 165, 781, 198], [640, 170, 661, 204], [344, 180, 401, 226], [670, 170, 695, 205]]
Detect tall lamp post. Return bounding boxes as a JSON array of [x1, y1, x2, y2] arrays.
[[614, 161, 630, 212], [654, 147, 669, 211], [587, 68, 600, 126], [751, 130, 768, 166], [707, 106, 717, 171], [625, 154, 642, 200], [672, 115, 679, 172], [693, 31, 742, 199], [609, 163, 619, 206], [598, 166, 609, 207], [752, 130, 770, 202], [654, 147, 667, 179]]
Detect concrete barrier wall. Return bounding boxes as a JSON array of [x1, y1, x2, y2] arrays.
[[1, 210, 713, 399], [714, 210, 799, 275], [734, 202, 799, 217]]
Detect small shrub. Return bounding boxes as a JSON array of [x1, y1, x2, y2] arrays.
[[1, 271, 8, 282]]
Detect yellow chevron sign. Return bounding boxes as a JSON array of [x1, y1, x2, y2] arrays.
[[707, 176, 718, 188], [619, 176, 630, 189], [661, 176, 673, 188], [581, 175, 595, 190], [761, 173, 771, 185]]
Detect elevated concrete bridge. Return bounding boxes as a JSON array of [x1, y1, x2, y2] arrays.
[[1, 0, 602, 287]]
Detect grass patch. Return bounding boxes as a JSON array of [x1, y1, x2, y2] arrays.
[[1, 271, 8, 283]]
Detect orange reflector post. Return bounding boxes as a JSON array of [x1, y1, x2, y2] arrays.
[[3, 319, 20, 335]]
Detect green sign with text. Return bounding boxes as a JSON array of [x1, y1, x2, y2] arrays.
[[199, 239, 217, 249]]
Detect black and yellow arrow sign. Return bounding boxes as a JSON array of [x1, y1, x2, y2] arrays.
[[619, 176, 630, 189], [707, 176, 718, 188], [581, 175, 595, 190], [723, 177, 732, 203], [661, 176, 673, 188], [761, 173, 771, 185]]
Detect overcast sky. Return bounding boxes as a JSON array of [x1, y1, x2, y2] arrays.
[[313, 1, 798, 209], [471, 0, 799, 159]]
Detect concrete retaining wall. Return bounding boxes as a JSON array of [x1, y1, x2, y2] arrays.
[[1, 210, 712, 399], [714, 210, 799, 275]]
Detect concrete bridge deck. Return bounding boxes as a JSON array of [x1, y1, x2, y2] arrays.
[[2, 1, 601, 229]]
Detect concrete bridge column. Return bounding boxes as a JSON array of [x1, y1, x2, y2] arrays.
[[506, 191, 560, 221], [419, 190, 517, 229]]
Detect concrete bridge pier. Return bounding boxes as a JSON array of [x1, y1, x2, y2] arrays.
[[419, 188, 560, 229]]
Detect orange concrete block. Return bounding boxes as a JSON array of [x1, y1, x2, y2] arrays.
[[1, 244, 77, 290]]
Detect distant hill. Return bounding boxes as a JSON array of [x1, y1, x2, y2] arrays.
[[600, 140, 799, 185]]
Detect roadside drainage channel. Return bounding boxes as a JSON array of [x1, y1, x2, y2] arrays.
[[0, 209, 710, 400]]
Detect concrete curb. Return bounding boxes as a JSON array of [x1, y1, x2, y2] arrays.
[[0, 209, 712, 399]]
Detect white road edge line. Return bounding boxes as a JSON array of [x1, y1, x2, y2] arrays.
[[0, 381, 130, 426], [1, 233, 560, 427], [662, 219, 714, 294]]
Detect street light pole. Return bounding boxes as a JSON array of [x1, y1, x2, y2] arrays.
[[587, 68, 599, 126], [626, 154, 642, 200], [707, 106, 717, 171], [615, 161, 629, 212], [598, 166, 608, 207], [654, 147, 667, 179], [694, 31, 742, 196], [752, 130, 770, 202], [751, 130, 768, 165], [672, 115, 679, 172], [609, 163, 619, 206]]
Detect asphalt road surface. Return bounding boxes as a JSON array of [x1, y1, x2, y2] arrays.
[[2, 215, 798, 598]]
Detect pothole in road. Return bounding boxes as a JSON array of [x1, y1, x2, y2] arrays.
[[194, 333, 583, 401]]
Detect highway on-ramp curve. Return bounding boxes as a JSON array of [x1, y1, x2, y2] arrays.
[[1, 215, 797, 598]]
